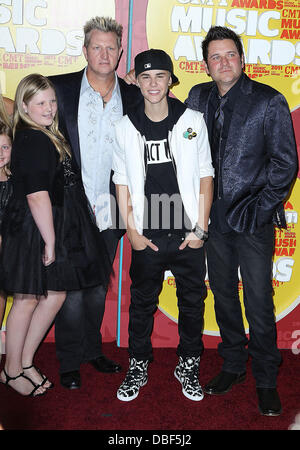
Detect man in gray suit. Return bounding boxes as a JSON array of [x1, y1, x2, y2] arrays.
[[185, 26, 297, 416]]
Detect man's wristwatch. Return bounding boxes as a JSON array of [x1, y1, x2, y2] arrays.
[[191, 223, 209, 242]]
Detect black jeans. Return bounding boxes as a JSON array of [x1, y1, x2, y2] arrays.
[[128, 233, 207, 361], [55, 228, 120, 374], [206, 224, 282, 388]]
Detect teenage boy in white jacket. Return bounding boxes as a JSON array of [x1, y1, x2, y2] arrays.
[[112, 49, 214, 402]]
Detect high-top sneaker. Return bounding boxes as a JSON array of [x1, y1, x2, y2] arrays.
[[117, 358, 149, 402], [174, 356, 204, 401]]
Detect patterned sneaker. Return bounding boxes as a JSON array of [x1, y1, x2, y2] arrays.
[[117, 358, 148, 402], [174, 356, 204, 401]]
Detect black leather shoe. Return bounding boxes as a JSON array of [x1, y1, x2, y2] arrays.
[[60, 371, 81, 389], [257, 388, 282, 416], [204, 370, 246, 395], [89, 355, 122, 373]]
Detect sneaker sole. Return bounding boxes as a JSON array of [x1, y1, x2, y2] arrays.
[[117, 379, 148, 402], [174, 369, 204, 402]]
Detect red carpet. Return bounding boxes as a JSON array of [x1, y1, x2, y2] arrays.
[[0, 342, 299, 432]]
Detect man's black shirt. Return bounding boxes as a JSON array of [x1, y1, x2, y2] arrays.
[[208, 75, 243, 233], [142, 112, 190, 238]]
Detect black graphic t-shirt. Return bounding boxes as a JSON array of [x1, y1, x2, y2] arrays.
[[142, 113, 190, 238]]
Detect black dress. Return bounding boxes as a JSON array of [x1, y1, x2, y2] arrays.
[[0, 178, 12, 229], [0, 128, 111, 296], [0, 177, 12, 290]]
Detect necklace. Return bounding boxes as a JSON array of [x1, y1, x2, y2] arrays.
[[101, 80, 115, 107]]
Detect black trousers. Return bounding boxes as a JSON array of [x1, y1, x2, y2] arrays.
[[128, 233, 207, 361], [206, 224, 282, 388], [55, 229, 120, 374]]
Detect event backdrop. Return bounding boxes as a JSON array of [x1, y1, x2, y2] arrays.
[[0, 0, 299, 351]]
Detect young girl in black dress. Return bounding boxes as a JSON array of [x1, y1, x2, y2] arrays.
[[0, 122, 13, 365], [0, 74, 111, 397]]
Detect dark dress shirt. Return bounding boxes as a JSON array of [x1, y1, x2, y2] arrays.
[[208, 75, 243, 233]]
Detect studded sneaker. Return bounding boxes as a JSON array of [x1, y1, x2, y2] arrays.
[[174, 356, 204, 401], [117, 358, 149, 402]]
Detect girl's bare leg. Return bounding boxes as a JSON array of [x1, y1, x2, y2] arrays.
[[22, 290, 66, 387], [0, 291, 65, 396], [0, 294, 45, 395]]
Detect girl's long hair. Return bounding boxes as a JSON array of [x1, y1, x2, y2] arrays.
[[13, 73, 70, 161], [0, 94, 11, 128], [0, 120, 12, 178]]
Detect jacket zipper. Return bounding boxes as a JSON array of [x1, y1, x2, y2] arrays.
[[168, 130, 177, 176], [138, 134, 148, 184]]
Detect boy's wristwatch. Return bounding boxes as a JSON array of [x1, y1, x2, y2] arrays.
[[191, 223, 209, 242]]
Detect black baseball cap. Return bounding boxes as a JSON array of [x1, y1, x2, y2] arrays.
[[135, 49, 179, 84]]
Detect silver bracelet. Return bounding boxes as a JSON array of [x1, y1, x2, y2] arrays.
[[191, 223, 209, 242]]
